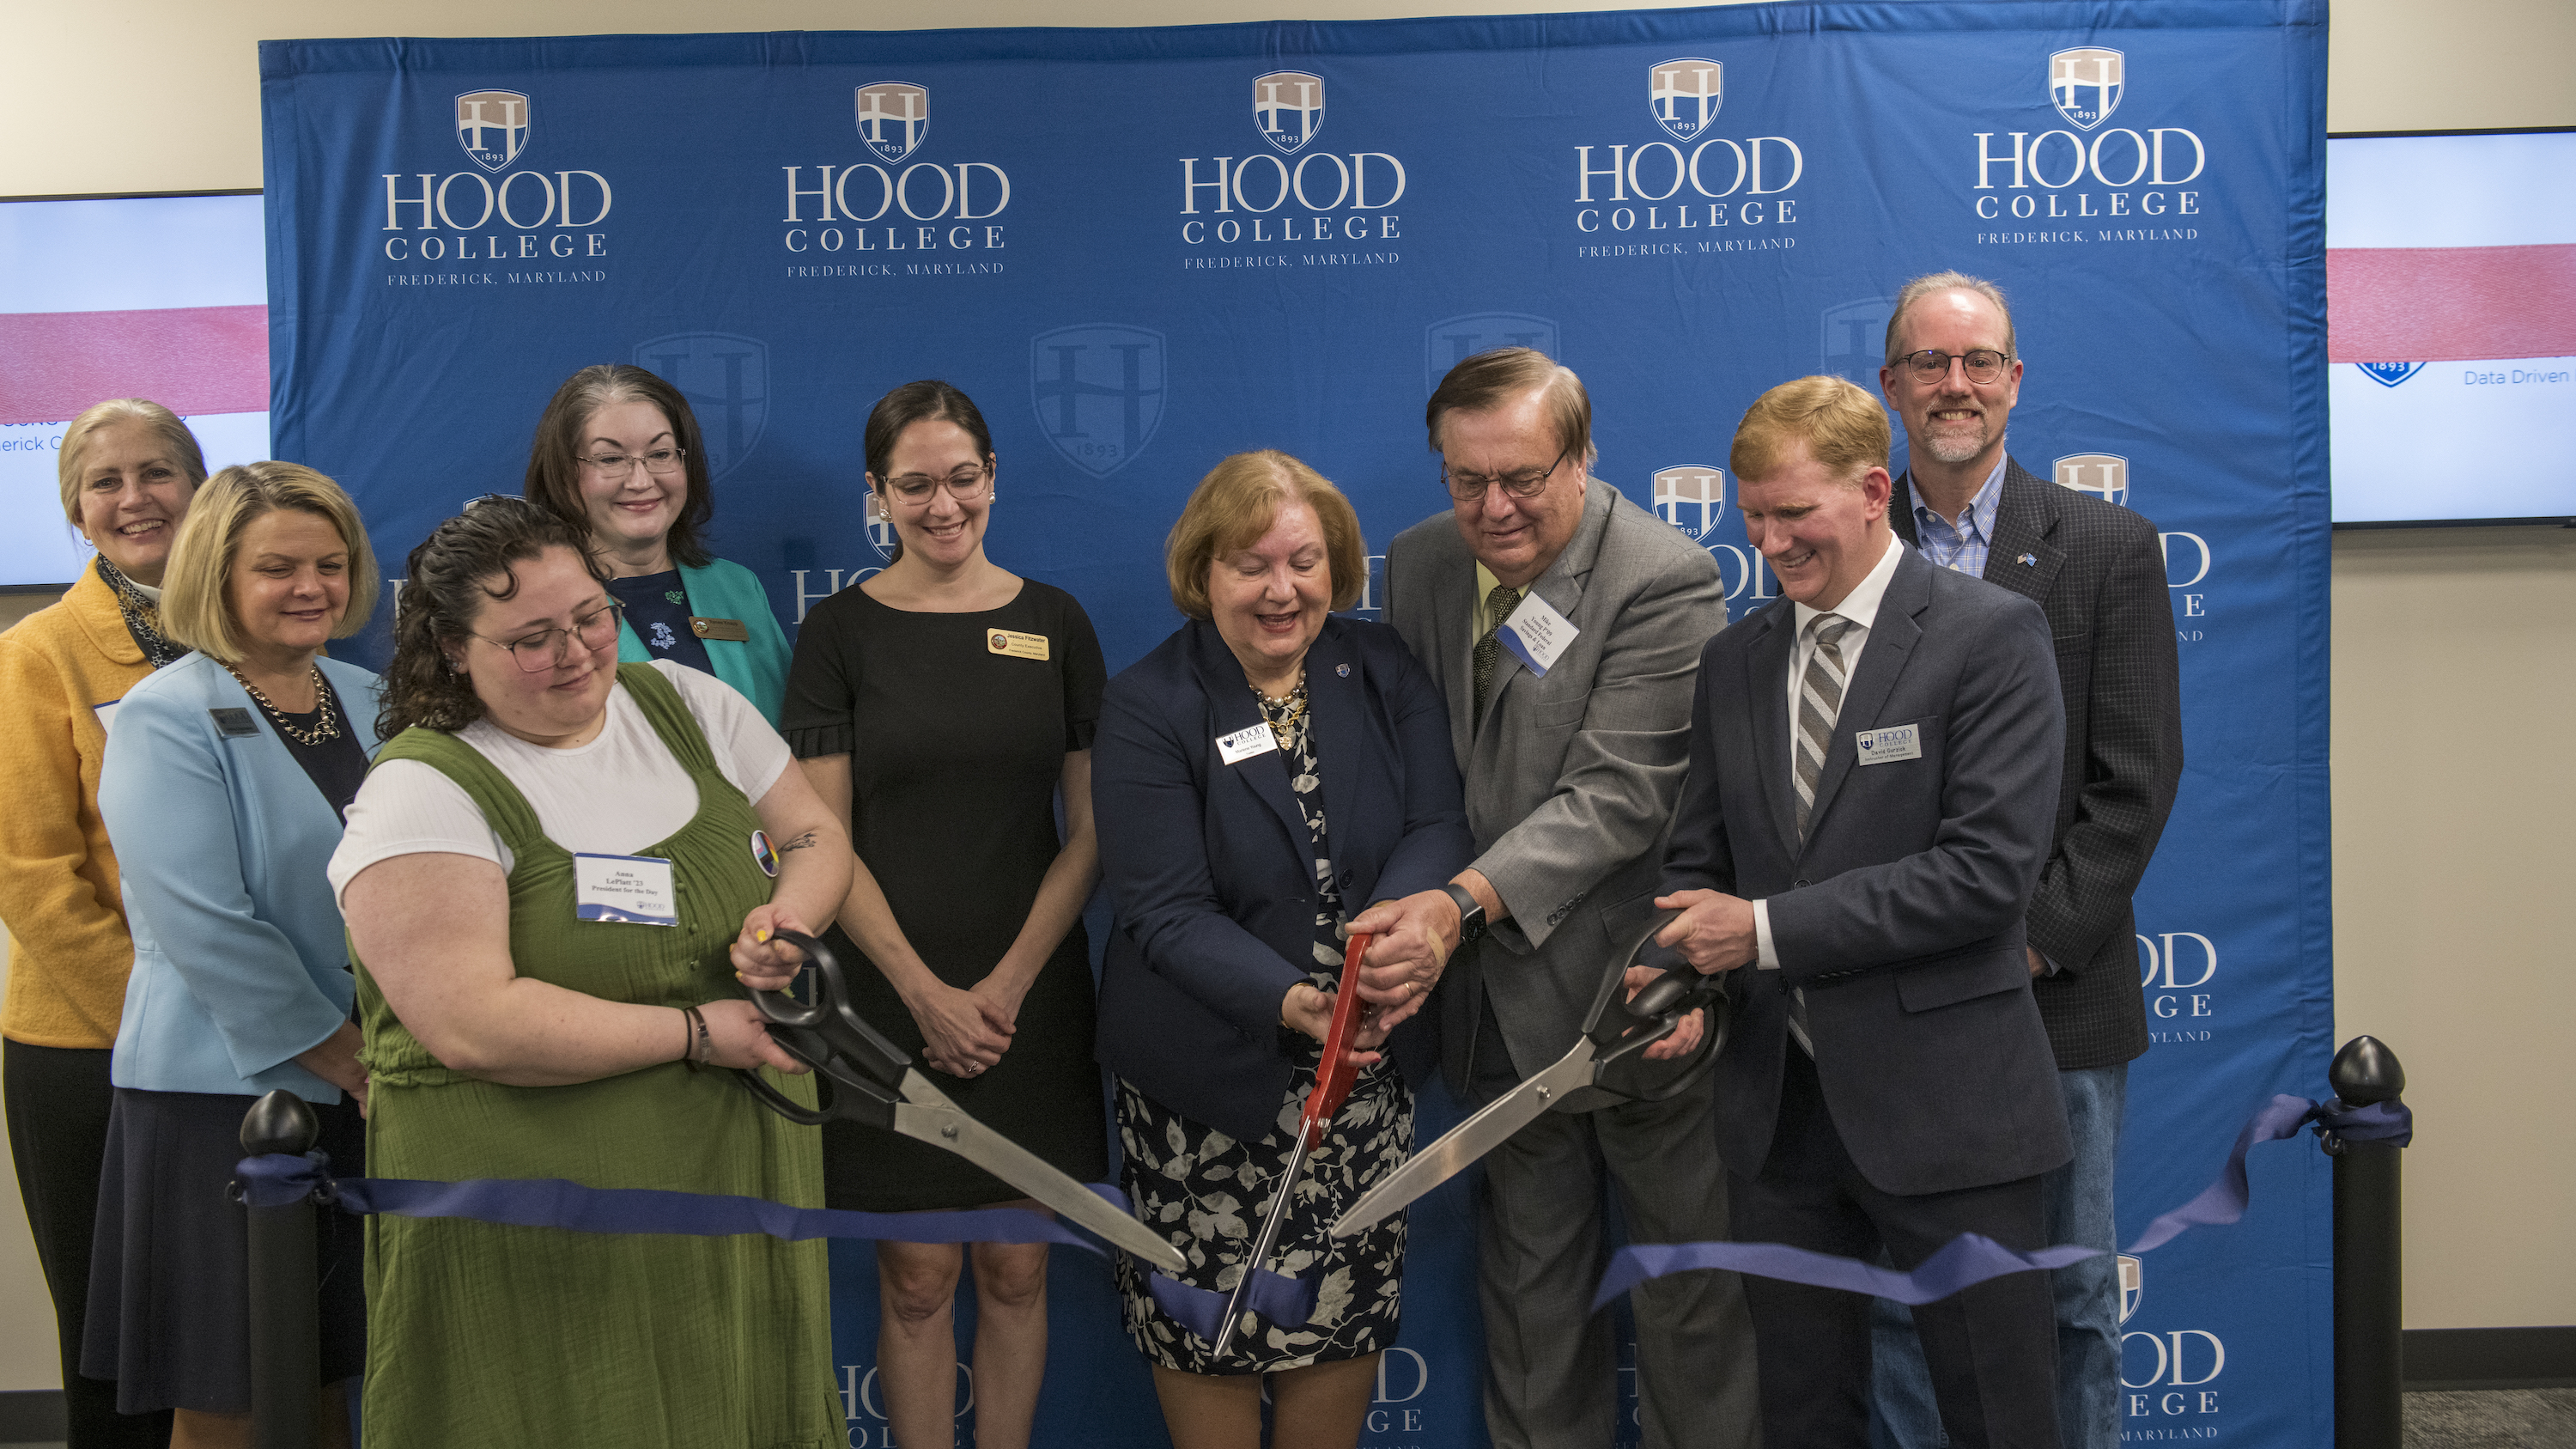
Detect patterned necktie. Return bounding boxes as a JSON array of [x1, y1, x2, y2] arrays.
[[1473, 583, 1522, 725], [1787, 612, 1853, 1060], [1793, 614, 1855, 840]]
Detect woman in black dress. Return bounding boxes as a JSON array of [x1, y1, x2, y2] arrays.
[[781, 380, 1105, 1449]]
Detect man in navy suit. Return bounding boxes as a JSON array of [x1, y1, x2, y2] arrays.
[[1645, 374, 2069, 1447], [1868, 271, 2184, 1449]]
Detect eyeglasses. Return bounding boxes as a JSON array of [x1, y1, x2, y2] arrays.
[[1442, 447, 1571, 502], [1894, 349, 2013, 386], [878, 463, 993, 506], [580, 447, 687, 479], [473, 600, 624, 673]]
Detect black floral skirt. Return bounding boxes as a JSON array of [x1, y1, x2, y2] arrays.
[[1113, 1043, 1412, 1375]]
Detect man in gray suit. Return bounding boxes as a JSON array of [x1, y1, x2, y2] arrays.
[[1647, 374, 2069, 1447], [1349, 347, 1755, 1449]]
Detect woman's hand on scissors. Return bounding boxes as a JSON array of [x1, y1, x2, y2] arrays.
[[696, 998, 808, 1074], [732, 905, 816, 992], [1279, 984, 1385, 1065]]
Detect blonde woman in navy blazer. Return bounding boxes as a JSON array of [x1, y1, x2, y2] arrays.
[[87, 463, 384, 1448]]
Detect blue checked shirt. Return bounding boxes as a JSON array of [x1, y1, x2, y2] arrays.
[[1910, 455, 2008, 578]]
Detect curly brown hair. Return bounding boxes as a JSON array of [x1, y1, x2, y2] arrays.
[[378, 497, 605, 739]]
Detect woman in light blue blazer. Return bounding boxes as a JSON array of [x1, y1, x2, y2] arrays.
[[87, 462, 384, 1449], [522, 363, 795, 723]]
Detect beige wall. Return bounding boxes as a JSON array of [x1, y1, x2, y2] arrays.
[[3, 0, 2570, 1395]]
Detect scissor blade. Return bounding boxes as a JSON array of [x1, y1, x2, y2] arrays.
[[890, 1074, 1185, 1272], [1327, 1039, 1601, 1239]]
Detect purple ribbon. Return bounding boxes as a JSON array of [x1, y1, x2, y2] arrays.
[[237, 1152, 1114, 1254], [234, 1155, 1326, 1336], [1592, 1093, 2413, 1312]]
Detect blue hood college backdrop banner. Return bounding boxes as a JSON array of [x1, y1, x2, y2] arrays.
[[262, 2, 2330, 1444]]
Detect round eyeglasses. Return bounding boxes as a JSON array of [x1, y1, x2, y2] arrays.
[[473, 600, 625, 673], [1442, 447, 1571, 502], [1894, 349, 2013, 386], [878, 463, 993, 506]]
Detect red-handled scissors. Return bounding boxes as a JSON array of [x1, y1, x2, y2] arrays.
[[1210, 930, 1373, 1357]]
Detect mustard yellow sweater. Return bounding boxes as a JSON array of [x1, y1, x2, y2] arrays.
[[0, 567, 156, 1048]]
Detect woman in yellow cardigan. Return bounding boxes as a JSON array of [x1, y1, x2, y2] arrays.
[[0, 398, 204, 1447]]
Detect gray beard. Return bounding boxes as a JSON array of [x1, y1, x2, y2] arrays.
[[1923, 425, 1990, 466]]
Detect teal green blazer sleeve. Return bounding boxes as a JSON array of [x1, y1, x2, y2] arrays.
[[613, 556, 792, 726]]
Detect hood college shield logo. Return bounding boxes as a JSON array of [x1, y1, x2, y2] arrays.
[[2357, 361, 2426, 387], [856, 82, 930, 164], [1820, 297, 1896, 390], [2053, 453, 2130, 508], [2049, 48, 2124, 130], [1255, 71, 1326, 155], [455, 90, 530, 173], [1031, 325, 1166, 478], [1649, 58, 1724, 142], [2117, 1256, 2143, 1324], [1425, 314, 1560, 394], [633, 334, 769, 482], [1652, 466, 1728, 541]]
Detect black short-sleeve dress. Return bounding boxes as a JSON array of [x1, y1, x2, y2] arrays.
[[781, 579, 1109, 1211]]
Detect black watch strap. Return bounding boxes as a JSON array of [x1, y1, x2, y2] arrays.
[[1440, 882, 1487, 945]]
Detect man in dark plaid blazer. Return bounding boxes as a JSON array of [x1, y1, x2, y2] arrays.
[[1868, 271, 2185, 1449]]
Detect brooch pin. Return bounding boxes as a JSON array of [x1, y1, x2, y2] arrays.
[[2018, 552, 2038, 566]]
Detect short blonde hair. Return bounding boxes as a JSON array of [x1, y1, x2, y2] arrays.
[[1166, 451, 1367, 618], [57, 399, 207, 524], [1730, 376, 1892, 485], [161, 463, 380, 662]]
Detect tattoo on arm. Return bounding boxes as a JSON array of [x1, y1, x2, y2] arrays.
[[776, 831, 821, 854]]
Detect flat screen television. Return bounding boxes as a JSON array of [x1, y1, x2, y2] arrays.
[[2327, 126, 2576, 527], [0, 191, 270, 589]]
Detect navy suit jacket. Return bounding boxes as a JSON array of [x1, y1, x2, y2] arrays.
[[1095, 616, 1471, 1143], [1659, 543, 2072, 1196]]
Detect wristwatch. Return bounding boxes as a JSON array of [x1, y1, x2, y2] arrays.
[[1440, 882, 1487, 947]]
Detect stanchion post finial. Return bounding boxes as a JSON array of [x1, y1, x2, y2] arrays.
[[240, 1088, 321, 1158]]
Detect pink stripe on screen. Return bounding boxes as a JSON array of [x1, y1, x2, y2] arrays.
[[0, 305, 269, 427], [2327, 243, 2576, 364]]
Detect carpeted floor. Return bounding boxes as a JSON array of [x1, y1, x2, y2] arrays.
[[2404, 1387, 2576, 1446]]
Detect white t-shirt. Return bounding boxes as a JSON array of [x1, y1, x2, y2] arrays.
[[327, 661, 792, 904]]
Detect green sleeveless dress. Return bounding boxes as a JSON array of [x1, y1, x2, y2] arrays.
[[354, 665, 838, 1449]]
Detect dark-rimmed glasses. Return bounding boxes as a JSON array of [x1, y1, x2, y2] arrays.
[[474, 600, 625, 673], [878, 462, 993, 506], [1894, 349, 2013, 386], [1442, 447, 1571, 502]]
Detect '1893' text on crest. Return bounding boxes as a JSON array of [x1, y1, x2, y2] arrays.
[[1032, 326, 1166, 478], [456, 90, 530, 173], [1255, 72, 1326, 155], [1649, 59, 1724, 143], [856, 83, 930, 164], [2049, 48, 2123, 131], [1653, 466, 1728, 541]]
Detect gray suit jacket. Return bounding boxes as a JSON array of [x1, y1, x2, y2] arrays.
[[1658, 545, 2071, 1195], [1385, 480, 1728, 1105], [1893, 460, 2183, 1068]]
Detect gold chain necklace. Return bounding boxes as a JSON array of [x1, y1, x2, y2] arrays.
[[224, 663, 341, 746]]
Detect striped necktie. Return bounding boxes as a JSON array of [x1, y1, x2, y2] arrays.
[[1793, 614, 1856, 840]]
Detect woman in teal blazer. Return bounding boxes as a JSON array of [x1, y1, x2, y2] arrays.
[[87, 462, 383, 1445], [522, 364, 794, 723]]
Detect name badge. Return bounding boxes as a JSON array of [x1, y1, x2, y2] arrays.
[[987, 629, 1049, 661], [210, 707, 260, 738], [574, 852, 679, 926], [690, 617, 750, 642], [1216, 722, 1279, 766], [1855, 724, 1923, 765], [1496, 591, 1578, 679]]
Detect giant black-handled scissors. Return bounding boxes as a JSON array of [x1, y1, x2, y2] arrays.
[[1328, 913, 1727, 1239], [733, 929, 1186, 1273]]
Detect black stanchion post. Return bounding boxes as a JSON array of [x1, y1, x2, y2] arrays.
[[2324, 1035, 2406, 1449], [238, 1089, 321, 1449]]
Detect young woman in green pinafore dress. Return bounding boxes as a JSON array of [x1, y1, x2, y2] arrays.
[[328, 501, 854, 1449]]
